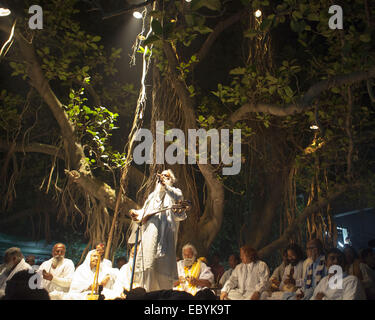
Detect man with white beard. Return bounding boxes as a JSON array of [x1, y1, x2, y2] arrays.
[[174, 243, 214, 296], [128, 169, 187, 292], [0, 247, 32, 298], [37, 243, 75, 300]]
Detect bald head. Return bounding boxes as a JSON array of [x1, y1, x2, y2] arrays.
[[52, 243, 66, 258]]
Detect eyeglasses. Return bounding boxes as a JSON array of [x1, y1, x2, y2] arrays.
[[306, 247, 317, 250]]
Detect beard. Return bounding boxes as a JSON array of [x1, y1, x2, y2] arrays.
[[183, 256, 196, 268], [52, 256, 64, 267]]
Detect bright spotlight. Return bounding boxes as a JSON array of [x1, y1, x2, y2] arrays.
[[254, 10, 262, 18], [185, 0, 192, 2], [0, 7, 11, 16], [133, 11, 143, 19], [310, 124, 319, 130]]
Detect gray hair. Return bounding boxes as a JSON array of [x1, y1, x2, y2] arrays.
[[162, 169, 176, 184], [4, 247, 23, 263], [182, 243, 197, 257]]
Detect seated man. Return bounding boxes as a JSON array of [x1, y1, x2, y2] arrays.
[[0, 247, 32, 299], [3, 270, 50, 300], [110, 246, 143, 299], [219, 254, 240, 288], [344, 246, 375, 300], [220, 245, 269, 300], [270, 249, 288, 286], [66, 251, 116, 300], [286, 239, 327, 300], [311, 248, 366, 300], [263, 244, 305, 299], [37, 243, 75, 300], [174, 243, 214, 296]]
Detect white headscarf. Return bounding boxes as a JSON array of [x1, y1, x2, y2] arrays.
[[69, 251, 113, 293]]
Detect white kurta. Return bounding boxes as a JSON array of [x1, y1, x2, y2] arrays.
[[65, 252, 117, 300], [219, 268, 233, 287], [174, 260, 214, 295], [348, 262, 375, 291], [280, 261, 304, 288], [311, 274, 366, 300], [0, 259, 32, 298], [129, 184, 186, 292], [221, 261, 270, 300], [38, 258, 75, 300], [110, 259, 143, 298]]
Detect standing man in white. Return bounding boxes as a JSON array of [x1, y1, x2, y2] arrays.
[[129, 169, 187, 292]]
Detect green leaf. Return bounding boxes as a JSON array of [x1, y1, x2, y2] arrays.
[[92, 36, 101, 42], [284, 86, 294, 97]]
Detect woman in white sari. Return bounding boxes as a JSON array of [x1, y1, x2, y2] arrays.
[[65, 251, 116, 300]]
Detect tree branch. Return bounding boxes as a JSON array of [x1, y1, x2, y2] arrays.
[[0, 140, 64, 159], [258, 183, 360, 259], [229, 67, 375, 123], [195, 10, 246, 67]]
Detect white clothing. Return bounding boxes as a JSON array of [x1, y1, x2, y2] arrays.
[[65, 251, 116, 300], [348, 262, 375, 290], [84, 249, 112, 269], [311, 274, 366, 300], [174, 260, 214, 295], [280, 261, 304, 288], [110, 259, 143, 298], [270, 262, 286, 282], [0, 259, 32, 298], [219, 268, 233, 287], [38, 258, 75, 300], [128, 183, 186, 292], [222, 261, 270, 300]]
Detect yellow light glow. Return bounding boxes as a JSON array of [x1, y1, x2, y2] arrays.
[[133, 11, 142, 19], [0, 8, 11, 16], [254, 10, 262, 18]]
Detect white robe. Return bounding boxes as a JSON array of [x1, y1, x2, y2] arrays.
[[37, 258, 75, 300], [219, 268, 233, 287], [65, 252, 116, 300], [110, 258, 143, 298], [311, 274, 366, 300], [280, 261, 304, 288], [174, 260, 214, 295], [0, 259, 32, 298], [221, 261, 270, 300], [348, 262, 375, 291], [128, 184, 186, 292]]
